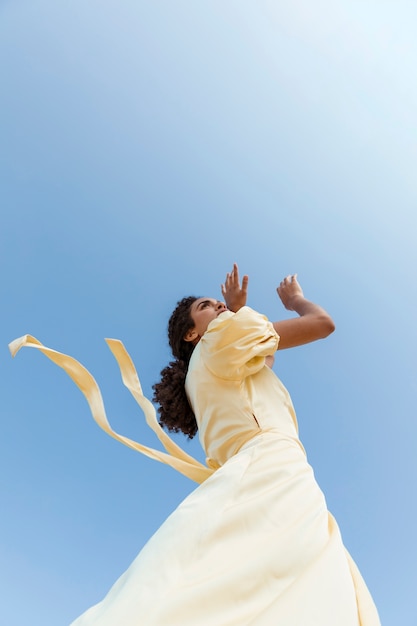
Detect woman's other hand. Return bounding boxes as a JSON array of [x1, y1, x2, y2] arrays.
[[277, 274, 304, 311], [274, 274, 335, 349], [221, 263, 249, 313]]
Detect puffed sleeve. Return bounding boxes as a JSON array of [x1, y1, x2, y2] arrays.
[[200, 306, 279, 380]]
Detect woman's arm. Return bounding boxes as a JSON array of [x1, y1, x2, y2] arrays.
[[273, 274, 335, 350], [220, 265, 334, 351]]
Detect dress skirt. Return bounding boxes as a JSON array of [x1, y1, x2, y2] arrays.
[[70, 431, 379, 626]]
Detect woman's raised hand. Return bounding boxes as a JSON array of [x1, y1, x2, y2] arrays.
[[277, 274, 304, 311], [274, 274, 335, 348], [221, 263, 249, 312]]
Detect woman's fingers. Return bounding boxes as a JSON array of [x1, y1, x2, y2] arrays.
[[280, 274, 298, 289], [221, 264, 248, 298], [241, 274, 249, 293]]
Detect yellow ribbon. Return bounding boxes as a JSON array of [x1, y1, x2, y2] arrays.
[[9, 335, 214, 484]]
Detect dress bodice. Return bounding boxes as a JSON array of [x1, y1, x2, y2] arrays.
[[185, 307, 301, 468]]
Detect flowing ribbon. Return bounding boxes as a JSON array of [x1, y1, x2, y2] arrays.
[[9, 335, 214, 484]]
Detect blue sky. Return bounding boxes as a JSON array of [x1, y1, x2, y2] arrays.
[[1, 1, 416, 624]]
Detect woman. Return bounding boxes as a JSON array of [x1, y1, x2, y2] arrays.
[[10, 265, 380, 625]]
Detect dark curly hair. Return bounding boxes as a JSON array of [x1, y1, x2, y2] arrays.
[[152, 296, 200, 438]]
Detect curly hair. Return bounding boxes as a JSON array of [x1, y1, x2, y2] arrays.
[[152, 296, 200, 438]]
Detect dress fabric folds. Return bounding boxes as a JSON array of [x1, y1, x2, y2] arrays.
[[10, 307, 380, 626]]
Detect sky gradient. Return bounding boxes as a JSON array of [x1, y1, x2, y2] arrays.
[[1, 2, 416, 625]]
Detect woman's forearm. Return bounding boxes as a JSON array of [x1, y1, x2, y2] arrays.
[[273, 277, 335, 350], [272, 302, 335, 350]]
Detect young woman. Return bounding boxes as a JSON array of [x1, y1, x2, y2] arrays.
[[10, 265, 380, 625]]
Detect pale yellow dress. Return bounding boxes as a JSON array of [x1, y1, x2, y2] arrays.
[[9, 307, 380, 625]]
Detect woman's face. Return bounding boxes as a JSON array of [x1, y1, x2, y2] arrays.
[[184, 298, 227, 344]]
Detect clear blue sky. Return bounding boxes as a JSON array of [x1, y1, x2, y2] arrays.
[[1, 2, 416, 625]]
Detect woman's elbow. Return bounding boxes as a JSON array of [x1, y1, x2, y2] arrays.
[[320, 315, 336, 338]]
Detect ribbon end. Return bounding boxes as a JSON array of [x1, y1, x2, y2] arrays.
[[9, 335, 29, 357]]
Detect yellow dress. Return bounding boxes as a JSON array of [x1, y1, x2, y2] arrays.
[[9, 307, 380, 625]]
